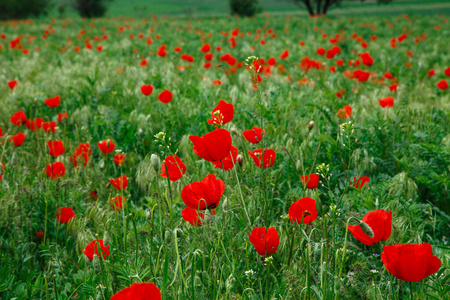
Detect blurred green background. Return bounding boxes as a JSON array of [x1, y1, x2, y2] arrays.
[[53, 0, 450, 17]]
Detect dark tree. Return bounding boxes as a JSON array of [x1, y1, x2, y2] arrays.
[[0, 0, 50, 20], [289, 0, 343, 16], [73, 0, 112, 18], [289, 0, 394, 16], [229, 0, 262, 17]]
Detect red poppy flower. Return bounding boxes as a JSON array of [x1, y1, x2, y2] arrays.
[[204, 53, 213, 60], [81, 239, 110, 261], [158, 89, 173, 103], [10, 110, 27, 126], [90, 190, 98, 201], [140, 58, 148, 66], [45, 162, 66, 180], [160, 155, 186, 181], [381, 243, 441, 282], [280, 49, 289, 59], [207, 100, 234, 125], [174, 46, 181, 52], [248, 148, 276, 168], [181, 174, 225, 210], [190, 128, 232, 163], [437, 80, 448, 90], [243, 126, 265, 144], [428, 69, 435, 77], [180, 54, 194, 62], [288, 197, 317, 224], [55, 207, 75, 224], [111, 282, 161, 300], [70, 143, 92, 167], [317, 47, 325, 56], [36, 231, 44, 238], [97, 139, 116, 154], [9, 133, 25, 146], [348, 210, 392, 246], [351, 176, 370, 189], [26, 118, 44, 131], [113, 153, 125, 166], [337, 105, 352, 119], [141, 84, 153, 96], [0, 127, 4, 137], [445, 67, 450, 77], [249, 227, 280, 256], [267, 57, 276, 66], [8, 80, 17, 90], [42, 121, 57, 133], [389, 84, 398, 92], [110, 175, 128, 190], [384, 72, 393, 79], [379, 96, 394, 108], [212, 145, 238, 170], [200, 43, 211, 53], [359, 52, 374, 66], [157, 48, 167, 57], [45, 96, 60, 108], [110, 196, 126, 211], [301, 173, 319, 189], [58, 112, 69, 122], [47, 140, 65, 157], [181, 207, 215, 227]]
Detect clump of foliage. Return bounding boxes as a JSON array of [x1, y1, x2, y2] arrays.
[[229, 0, 261, 17], [288, 0, 343, 16], [73, 0, 112, 18], [0, 0, 49, 20]]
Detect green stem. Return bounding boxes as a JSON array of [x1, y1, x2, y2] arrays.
[[131, 213, 139, 266], [287, 227, 295, 267], [338, 217, 359, 278], [306, 243, 310, 300], [232, 160, 251, 226], [164, 163, 173, 216]]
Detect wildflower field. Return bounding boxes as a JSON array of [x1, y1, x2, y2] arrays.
[[0, 10, 450, 300]]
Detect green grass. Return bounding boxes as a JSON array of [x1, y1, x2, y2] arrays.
[[0, 9, 450, 300]]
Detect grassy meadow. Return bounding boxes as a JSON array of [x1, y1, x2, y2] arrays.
[[0, 5, 450, 300]]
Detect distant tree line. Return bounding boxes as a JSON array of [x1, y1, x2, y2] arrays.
[[0, 0, 395, 20], [230, 0, 394, 17], [0, 0, 113, 20]]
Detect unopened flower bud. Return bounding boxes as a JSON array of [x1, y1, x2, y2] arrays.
[[308, 121, 314, 131], [194, 276, 202, 288], [11, 152, 17, 166], [103, 231, 110, 247], [359, 221, 374, 238], [164, 229, 172, 243], [146, 209, 152, 220], [92, 254, 101, 272], [201, 271, 210, 287], [237, 155, 243, 167], [151, 154, 160, 172], [222, 197, 228, 211]]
